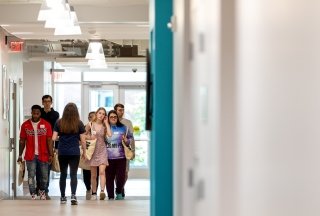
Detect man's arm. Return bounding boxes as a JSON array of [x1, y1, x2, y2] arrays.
[[127, 121, 136, 159], [80, 133, 87, 159], [17, 138, 26, 163]]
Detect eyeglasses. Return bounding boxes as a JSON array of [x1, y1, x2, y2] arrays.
[[109, 116, 118, 119]]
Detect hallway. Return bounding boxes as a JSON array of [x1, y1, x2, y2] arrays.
[[0, 199, 149, 216], [3, 179, 150, 216]]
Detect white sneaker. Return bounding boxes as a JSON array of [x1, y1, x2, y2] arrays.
[[90, 194, 97, 200], [71, 194, 78, 205], [86, 190, 91, 200]]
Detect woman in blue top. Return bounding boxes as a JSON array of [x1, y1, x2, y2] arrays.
[[105, 110, 133, 200], [52, 102, 86, 205]]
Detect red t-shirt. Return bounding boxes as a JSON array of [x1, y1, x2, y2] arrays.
[[20, 118, 52, 162]]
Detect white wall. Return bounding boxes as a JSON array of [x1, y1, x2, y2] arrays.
[[173, 0, 195, 215], [0, 27, 24, 199], [236, 1, 320, 215], [0, 28, 10, 199], [174, 0, 222, 215], [23, 61, 44, 117], [176, 0, 320, 215]]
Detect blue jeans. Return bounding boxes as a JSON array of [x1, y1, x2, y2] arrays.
[[36, 163, 51, 193], [26, 155, 49, 195]]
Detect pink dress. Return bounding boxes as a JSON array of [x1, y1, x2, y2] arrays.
[[89, 123, 108, 166]]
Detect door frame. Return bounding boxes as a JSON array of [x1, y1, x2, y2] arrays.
[[82, 83, 119, 120], [8, 79, 17, 199]]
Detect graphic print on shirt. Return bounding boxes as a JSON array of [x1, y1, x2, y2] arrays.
[[106, 126, 127, 159], [25, 128, 48, 136]]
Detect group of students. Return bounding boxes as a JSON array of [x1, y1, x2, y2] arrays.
[[17, 95, 135, 205]]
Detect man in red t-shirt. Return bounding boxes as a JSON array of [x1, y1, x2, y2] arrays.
[[17, 105, 53, 200]]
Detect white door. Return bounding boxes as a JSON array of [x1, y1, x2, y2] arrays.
[[8, 79, 17, 198], [82, 84, 119, 119]]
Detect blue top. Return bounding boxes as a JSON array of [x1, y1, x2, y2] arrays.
[[106, 125, 133, 159], [54, 120, 85, 156]]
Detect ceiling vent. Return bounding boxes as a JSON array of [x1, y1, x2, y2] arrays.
[[25, 39, 148, 60]]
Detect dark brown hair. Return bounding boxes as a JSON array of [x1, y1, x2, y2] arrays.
[[59, 102, 80, 133], [114, 103, 124, 111], [108, 110, 124, 127]]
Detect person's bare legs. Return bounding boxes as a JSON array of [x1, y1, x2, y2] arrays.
[[99, 164, 107, 200], [90, 166, 98, 200]]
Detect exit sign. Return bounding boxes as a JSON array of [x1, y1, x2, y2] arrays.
[[10, 41, 23, 52]]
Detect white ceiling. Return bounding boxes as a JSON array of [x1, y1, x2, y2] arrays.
[[0, 0, 149, 71], [0, 0, 149, 41]]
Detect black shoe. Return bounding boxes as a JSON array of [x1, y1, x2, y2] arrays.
[[122, 188, 125, 197], [71, 194, 78, 205], [60, 196, 67, 204]]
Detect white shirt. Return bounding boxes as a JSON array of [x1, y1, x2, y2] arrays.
[[32, 121, 40, 155]]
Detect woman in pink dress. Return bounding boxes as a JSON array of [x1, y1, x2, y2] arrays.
[[85, 107, 111, 200]]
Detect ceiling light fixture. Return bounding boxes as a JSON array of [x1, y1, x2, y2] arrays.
[[37, 0, 81, 35], [86, 41, 108, 69]]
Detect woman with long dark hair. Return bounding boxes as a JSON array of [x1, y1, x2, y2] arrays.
[[52, 102, 86, 205]]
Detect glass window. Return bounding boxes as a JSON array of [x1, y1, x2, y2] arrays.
[[124, 88, 146, 134], [122, 88, 149, 168], [89, 89, 115, 112], [133, 140, 149, 167], [54, 83, 82, 115]]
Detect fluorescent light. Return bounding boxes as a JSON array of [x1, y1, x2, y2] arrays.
[[86, 42, 108, 68], [37, 0, 81, 35], [85, 42, 104, 59]]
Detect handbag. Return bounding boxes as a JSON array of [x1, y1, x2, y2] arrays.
[[18, 161, 25, 186], [85, 122, 97, 160], [122, 127, 134, 160], [79, 148, 91, 170], [51, 151, 60, 172]]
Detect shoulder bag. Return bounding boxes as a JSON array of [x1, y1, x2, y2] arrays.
[[122, 127, 134, 160], [84, 122, 97, 160], [51, 151, 60, 172]]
